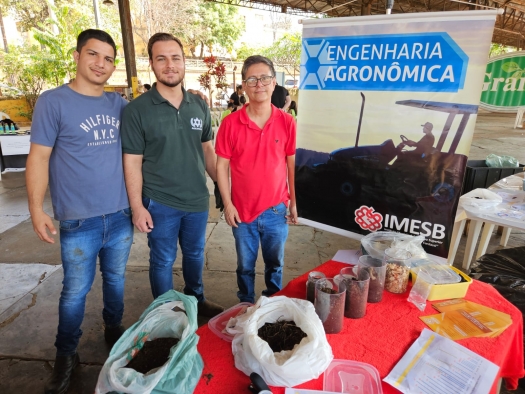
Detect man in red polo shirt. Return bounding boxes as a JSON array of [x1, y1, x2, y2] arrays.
[[215, 55, 297, 303]]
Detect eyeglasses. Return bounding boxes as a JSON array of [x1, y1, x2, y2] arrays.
[[243, 75, 274, 87]]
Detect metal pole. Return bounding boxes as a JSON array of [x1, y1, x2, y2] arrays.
[[93, 0, 101, 29], [118, 0, 138, 98]]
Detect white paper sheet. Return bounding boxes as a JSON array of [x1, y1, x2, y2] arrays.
[[332, 249, 362, 265], [384, 328, 499, 394]]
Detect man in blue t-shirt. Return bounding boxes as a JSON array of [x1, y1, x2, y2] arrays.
[[26, 30, 133, 394]]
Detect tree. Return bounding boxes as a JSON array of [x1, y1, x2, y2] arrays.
[[0, 45, 50, 119], [130, 0, 198, 56], [184, 2, 244, 58], [32, 4, 90, 86], [262, 31, 301, 77], [234, 43, 262, 62]]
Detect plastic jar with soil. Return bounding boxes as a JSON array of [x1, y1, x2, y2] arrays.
[[357, 255, 386, 303], [340, 267, 370, 319], [314, 278, 346, 334], [306, 271, 326, 303], [383, 248, 412, 294]]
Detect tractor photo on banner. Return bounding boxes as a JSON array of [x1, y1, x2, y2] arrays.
[[296, 11, 499, 258]]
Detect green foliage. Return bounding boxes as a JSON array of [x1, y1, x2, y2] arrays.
[[0, 45, 50, 120], [489, 43, 511, 58], [262, 32, 301, 76], [32, 4, 90, 86], [234, 43, 262, 62], [185, 2, 244, 58]]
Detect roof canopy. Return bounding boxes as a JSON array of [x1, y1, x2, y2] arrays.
[[207, 0, 524, 48]]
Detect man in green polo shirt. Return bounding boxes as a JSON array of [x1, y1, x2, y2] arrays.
[[121, 32, 224, 317]]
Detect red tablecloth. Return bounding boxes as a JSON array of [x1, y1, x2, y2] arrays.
[[195, 261, 525, 393]]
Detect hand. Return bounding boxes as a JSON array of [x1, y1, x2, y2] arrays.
[[132, 206, 154, 233], [214, 182, 224, 212], [187, 89, 210, 107], [286, 203, 298, 225], [30, 210, 57, 243], [224, 203, 241, 227]]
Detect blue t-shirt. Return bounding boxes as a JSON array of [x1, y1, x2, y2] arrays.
[[31, 85, 129, 220]]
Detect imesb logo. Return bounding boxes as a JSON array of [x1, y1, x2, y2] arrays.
[[190, 117, 203, 130], [354, 206, 383, 232]]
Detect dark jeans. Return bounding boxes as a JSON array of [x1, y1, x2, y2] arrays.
[[143, 197, 208, 301]]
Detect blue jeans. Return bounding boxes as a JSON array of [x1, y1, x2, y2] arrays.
[[143, 198, 208, 301], [232, 202, 289, 303], [56, 209, 133, 356]]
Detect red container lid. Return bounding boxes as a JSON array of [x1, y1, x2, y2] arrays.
[[207, 302, 253, 342], [324, 359, 383, 393]]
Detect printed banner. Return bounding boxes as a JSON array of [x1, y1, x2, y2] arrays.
[[480, 50, 525, 112], [296, 11, 498, 258]]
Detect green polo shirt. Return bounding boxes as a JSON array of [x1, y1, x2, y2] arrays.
[[121, 84, 212, 212]]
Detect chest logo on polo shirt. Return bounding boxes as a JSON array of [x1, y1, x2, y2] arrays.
[[190, 117, 203, 130]]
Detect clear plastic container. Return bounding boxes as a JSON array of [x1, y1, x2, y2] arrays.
[[306, 271, 326, 303], [207, 302, 253, 341], [384, 248, 412, 294], [323, 359, 383, 393], [315, 278, 346, 334], [358, 255, 386, 303], [412, 264, 461, 285]]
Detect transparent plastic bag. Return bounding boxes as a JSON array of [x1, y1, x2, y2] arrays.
[[486, 153, 519, 168], [227, 296, 333, 387], [459, 189, 502, 211], [361, 232, 427, 260], [95, 290, 203, 394], [390, 235, 427, 259], [408, 268, 436, 311]]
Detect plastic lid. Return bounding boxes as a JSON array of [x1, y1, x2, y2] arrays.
[[207, 302, 253, 342], [412, 264, 461, 284], [324, 359, 383, 393]]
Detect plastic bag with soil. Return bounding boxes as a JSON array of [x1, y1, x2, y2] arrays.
[[95, 290, 203, 394], [227, 296, 333, 387]]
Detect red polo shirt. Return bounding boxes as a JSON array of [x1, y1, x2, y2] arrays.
[[215, 104, 296, 223]]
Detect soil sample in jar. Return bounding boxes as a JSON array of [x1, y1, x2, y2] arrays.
[[384, 248, 412, 294], [358, 255, 386, 303], [314, 278, 346, 334], [125, 337, 179, 374], [385, 263, 410, 293], [258, 320, 307, 352], [340, 267, 370, 319], [306, 271, 326, 303]]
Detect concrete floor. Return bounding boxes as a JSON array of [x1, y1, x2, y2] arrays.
[[1, 111, 525, 394]]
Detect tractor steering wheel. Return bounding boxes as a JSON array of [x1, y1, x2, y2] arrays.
[[400, 135, 409, 143]]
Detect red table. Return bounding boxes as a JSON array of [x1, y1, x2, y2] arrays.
[[195, 261, 525, 393]]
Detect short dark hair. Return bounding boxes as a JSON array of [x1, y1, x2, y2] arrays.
[[143, 83, 151, 91], [240, 95, 246, 104], [236, 84, 243, 92], [241, 55, 276, 80], [148, 33, 184, 60], [77, 29, 117, 57]]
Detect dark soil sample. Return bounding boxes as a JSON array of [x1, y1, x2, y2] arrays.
[[258, 321, 307, 352], [344, 278, 369, 319], [320, 287, 337, 294], [126, 337, 179, 374]]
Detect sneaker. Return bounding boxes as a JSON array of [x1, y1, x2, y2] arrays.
[[104, 325, 126, 346], [197, 300, 224, 318]]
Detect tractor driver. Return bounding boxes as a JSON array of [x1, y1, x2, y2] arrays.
[[396, 122, 435, 157]]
